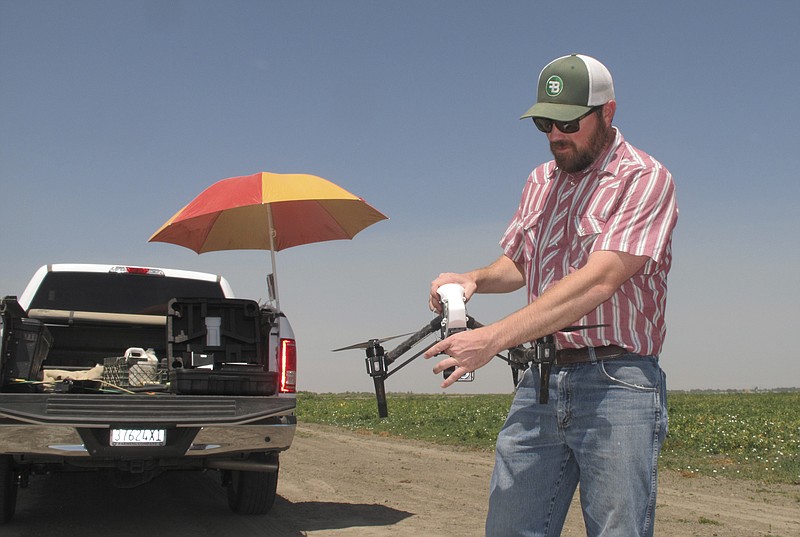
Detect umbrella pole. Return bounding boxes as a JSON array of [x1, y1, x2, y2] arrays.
[[267, 203, 281, 311]]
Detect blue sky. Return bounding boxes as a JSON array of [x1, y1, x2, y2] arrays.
[[1, 1, 798, 393]]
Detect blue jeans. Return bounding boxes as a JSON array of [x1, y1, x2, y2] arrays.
[[485, 354, 667, 537]]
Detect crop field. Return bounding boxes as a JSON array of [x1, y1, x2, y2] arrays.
[[297, 391, 799, 484]]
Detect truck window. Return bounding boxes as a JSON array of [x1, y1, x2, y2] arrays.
[[27, 272, 225, 315]]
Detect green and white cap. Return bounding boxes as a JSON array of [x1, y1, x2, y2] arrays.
[[521, 54, 615, 122]]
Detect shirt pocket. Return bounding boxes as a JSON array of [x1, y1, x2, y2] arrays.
[[568, 178, 623, 267], [521, 210, 544, 261], [569, 213, 606, 268], [576, 215, 605, 236], [580, 177, 623, 223]]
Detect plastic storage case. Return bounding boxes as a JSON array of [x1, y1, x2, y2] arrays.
[[169, 365, 278, 396], [166, 298, 277, 396], [1, 297, 53, 390]]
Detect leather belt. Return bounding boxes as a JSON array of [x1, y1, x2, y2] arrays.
[[555, 345, 627, 365]]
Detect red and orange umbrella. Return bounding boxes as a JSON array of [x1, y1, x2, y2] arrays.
[[149, 171, 387, 306]]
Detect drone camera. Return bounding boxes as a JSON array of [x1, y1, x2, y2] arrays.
[[441, 327, 474, 382], [443, 367, 475, 382]]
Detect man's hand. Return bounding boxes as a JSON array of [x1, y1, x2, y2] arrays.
[[426, 256, 525, 387], [424, 327, 500, 389], [429, 273, 477, 313]]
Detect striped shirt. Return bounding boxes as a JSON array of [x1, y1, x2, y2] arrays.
[[500, 128, 678, 356]]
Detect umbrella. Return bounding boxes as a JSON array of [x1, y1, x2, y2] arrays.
[[149, 171, 388, 308]]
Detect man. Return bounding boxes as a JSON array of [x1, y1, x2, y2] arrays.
[[424, 54, 678, 537]]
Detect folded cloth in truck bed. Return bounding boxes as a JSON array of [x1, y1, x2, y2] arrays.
[[44, 364, 104, 383]]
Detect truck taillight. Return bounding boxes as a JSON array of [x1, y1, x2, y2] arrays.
[[279, 338, 297, 393], [109, 266, 165, 276]]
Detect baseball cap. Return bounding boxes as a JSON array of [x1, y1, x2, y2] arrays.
[[521, 54, 615, 122]]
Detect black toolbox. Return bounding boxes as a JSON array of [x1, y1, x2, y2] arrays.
[[168, 365, 278, 396], [167, 298, 278, 396], [1, 296, 53, 391]]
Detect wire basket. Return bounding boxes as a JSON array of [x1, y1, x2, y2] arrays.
[[102, 357, 168, 388]]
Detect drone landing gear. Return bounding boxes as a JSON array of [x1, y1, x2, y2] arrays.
[[507, 327, 607, 404], [340, 316, 442, 418]]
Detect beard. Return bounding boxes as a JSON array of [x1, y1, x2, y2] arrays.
[[550, 121, 614, 173]]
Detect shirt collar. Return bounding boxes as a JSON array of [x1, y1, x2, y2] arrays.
[[597, 127, 625, 178]]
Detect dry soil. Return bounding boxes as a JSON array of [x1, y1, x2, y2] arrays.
[[276, 423, 800, 536]]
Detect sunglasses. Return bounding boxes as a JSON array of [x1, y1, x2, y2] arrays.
[[532, 106, 603, 134]]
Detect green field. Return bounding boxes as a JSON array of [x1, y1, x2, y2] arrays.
[[297, 391, 800, 485]]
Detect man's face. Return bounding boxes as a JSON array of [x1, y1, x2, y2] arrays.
[[547, 105, 614, 173]]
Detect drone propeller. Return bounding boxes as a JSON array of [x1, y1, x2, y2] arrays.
[[334, 323, 604, 351], [560, 324, 607, 333], [332, 332, 416, 352]]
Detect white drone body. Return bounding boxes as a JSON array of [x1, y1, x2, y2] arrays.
[[437, 283, 467, 335]]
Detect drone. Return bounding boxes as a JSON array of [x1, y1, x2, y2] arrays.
[[333, 284, 603, 418]]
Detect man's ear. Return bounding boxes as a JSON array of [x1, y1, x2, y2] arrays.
[[602, 100, 617, 125]]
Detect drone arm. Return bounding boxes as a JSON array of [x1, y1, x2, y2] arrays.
[[385, 341, 438, 379], [466, 316, 483, 329], [385, 312, 487, 374], [385, 314, 443, 364]]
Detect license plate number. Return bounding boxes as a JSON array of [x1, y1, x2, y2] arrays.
[[110, 428, 166, 447]]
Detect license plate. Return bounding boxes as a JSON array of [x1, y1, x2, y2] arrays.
[[110, 428, 166, 447]]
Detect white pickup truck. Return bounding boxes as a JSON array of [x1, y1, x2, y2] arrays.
[[0, 263, 297, 522]]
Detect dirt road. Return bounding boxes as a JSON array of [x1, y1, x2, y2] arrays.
[[7, 422, 800, 536]]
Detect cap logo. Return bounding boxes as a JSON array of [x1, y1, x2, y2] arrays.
[[545, 75, 563, 97]]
